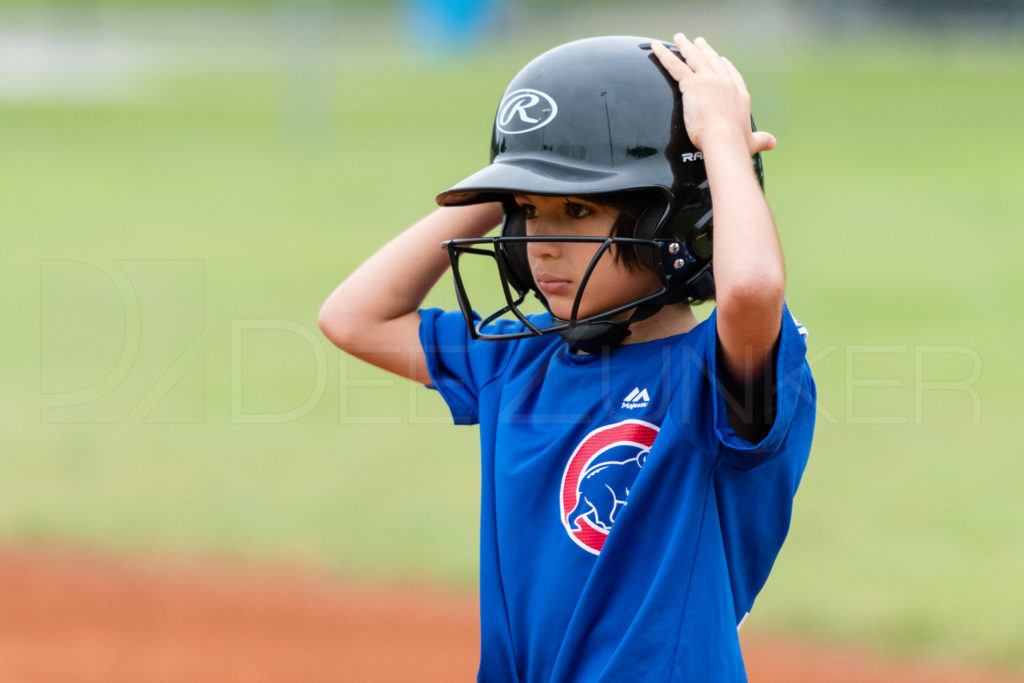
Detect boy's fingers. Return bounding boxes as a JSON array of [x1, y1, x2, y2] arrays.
[[693, 36, 720, 58], [751, 131, 777, 154], [694, 36, 729, 76], [651, 39, 692, 85], [672, 32, 708, 73], [721, 56, 748, 90]]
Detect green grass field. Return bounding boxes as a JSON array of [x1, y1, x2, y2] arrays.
[[3, 8, 1023, 673]]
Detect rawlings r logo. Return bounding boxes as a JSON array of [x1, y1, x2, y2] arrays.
[[496, 89, 558, 134]]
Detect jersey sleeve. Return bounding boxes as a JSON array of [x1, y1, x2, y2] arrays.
[[711, 303, 816, 470], [418, 308, 519, 426], [709, 304, 816, 623]]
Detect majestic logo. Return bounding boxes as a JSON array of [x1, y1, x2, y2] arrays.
[[621, 387, 650, 410], [559, 420, 660, 555], [496, 89, 558, 134]]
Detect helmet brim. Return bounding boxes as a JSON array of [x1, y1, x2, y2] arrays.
[[436, 156, 657, 207]]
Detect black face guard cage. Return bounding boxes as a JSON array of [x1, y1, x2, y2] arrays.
[[443, 235, 701, 342]]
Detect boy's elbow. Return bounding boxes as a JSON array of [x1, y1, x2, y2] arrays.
[[717, 271, 785, 319], [318, 307, 341, 346], [319, 300, 357, 350], [319, 296, 409, 353]]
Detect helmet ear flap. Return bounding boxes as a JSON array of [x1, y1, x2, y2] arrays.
[[639, 180, 715, 303], [672, 205, 715, 301], [631, 193, 670, 275], [497, 201, 535, 294]]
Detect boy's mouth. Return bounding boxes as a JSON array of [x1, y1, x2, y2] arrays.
[[534, 274, 574, 296]]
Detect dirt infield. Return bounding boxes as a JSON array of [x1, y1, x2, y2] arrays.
[[0, 547, 1019, 683]]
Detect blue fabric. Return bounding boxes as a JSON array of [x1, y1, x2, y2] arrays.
[[418, 306, 816, 682]]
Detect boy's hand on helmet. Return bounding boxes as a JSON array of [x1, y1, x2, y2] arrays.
[[651, 34, 776, 156]]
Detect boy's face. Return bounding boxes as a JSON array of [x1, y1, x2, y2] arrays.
[[513, 194, 662, 321]]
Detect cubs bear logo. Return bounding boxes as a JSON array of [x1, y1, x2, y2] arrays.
[[559, 419, 660, 555]]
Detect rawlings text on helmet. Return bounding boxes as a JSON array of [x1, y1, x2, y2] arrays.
[[496, 89, 559, 135]]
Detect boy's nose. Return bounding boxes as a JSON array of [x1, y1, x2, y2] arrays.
[[525, 216, 563, 258], [526, 236, 561, 259]]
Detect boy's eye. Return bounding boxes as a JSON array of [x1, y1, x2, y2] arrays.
[[520, 204, 537, 219], [565, 202, 593, 219]]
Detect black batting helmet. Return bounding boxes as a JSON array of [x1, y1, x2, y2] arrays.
[[437, 35, 764, 350]]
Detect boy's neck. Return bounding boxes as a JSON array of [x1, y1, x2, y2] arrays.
[[614, 303, 699, 347]]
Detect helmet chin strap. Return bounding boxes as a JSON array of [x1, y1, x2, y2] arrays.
[[554, 302, 663, 354]]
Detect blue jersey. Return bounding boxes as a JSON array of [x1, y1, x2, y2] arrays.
[[419, 306, 815, 682]]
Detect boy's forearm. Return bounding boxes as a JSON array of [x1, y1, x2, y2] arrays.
[[703, 131, 785, 312], [352, 204, 500, 318], [702, 131, 785, 385], [320, 203, 502, 339]]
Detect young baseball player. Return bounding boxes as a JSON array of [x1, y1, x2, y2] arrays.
[[321, 34, 815, 682]]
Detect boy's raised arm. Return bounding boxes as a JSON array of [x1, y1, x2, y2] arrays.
[[318, 203, 503, 385], [652, 35, 785, 438]]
